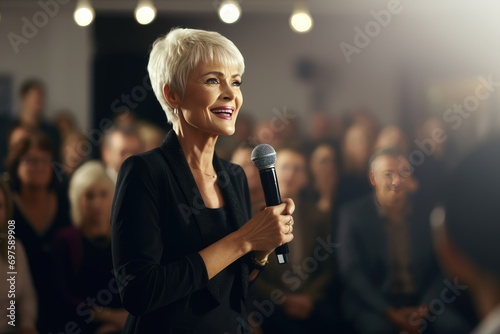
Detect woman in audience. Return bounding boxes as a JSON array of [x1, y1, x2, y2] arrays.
[[0, 180, 38, 334], [52, 161, 127, 334], [4, 132, 70, 333]]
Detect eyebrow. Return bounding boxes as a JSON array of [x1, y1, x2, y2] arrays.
[[201, 71, 241, 78]]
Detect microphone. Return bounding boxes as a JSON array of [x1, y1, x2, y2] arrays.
[[251, 144, 289, 264]]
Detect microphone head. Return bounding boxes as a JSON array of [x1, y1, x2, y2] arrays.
[[251, 144, 277, 170]]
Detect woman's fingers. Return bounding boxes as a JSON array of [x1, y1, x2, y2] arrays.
[[282, 198, 295, 215]]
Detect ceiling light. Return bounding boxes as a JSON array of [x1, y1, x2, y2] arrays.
[[135, 0, 156, 25], [74, 0, 94, 27], [290, 3, 313, 33], [219, 0, 241, 24]]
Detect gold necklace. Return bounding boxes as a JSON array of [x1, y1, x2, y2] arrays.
[[188, 163, 217, 179]]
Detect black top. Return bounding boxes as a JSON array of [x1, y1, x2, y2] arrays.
[[13, 190, 71, 333], [111, 130, 254, 334], [192, 207, 247, 333]]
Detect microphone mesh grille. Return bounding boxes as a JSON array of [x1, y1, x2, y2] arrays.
[[251, 144, 277, 170]]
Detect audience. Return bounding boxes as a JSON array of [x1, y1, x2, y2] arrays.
[[100, 127, 143, 184], [4, 132, 71, 333], [435, 137, 500, 334], [0, 180, 38, 334], [52, 161, 127, 334], [338, 148, 468, 334]]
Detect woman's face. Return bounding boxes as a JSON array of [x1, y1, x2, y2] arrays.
[[311, 145, 339, 188], [17, 147, 53, 188], [178, 61, 243, 136], [79, 182, 113, 227]]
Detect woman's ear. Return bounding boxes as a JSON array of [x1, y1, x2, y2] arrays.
[[163, 84, 180, 109]]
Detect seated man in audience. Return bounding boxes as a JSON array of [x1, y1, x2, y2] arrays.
[[436, 138, 500, 334], [338, 147, 468, 334], [101, 127, 143, 184]]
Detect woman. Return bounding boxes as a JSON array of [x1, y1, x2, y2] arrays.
[[111, 28, 295, 333], [4, 132, 70, 333], [52, 161, 127, 334], [0, 180, 38, 334]]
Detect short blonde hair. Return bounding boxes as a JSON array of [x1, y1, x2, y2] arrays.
[[69, 160, 114, 227], [147, 27, 245, 123]]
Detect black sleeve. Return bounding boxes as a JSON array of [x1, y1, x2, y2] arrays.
[[111, 155, 209, 317]]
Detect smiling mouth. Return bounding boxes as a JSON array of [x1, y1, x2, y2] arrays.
[[211, 108, 234, 120]]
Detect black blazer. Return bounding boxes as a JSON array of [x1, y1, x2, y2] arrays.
[[111, 130, 254, 333]]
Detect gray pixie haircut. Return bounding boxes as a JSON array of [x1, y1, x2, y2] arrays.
[[147, 28, 245, 123], [369, 147, 406, 171]]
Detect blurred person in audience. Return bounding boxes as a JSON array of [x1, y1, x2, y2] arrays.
[[435, 137, 500, 334], [54, 110, 77, 140], [0, 180, 38, 334], [7, 124, 31, 151], [256, 147, 335, 333], [52, 161, 127, 334], [136, 121, 166, 152], [13, 79, 60, 161], [230, 145, 264, 215], [60, 131, 90, 176], [338, 147, 469, 334], [337, 124, 373, 206], [375, 125, 410, 154], [305, 141, 349, 331], [348, 107, 380, 142], [308, 112, 332, 143], [101, 127, 143, 184], [112, 108, 138, 130], [4, 132, 71, 333], [375, 126, 419, 195]]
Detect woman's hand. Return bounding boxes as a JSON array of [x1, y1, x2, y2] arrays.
[[240, 198, 295, 253]]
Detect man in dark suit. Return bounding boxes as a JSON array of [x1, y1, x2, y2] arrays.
[[338, 147, 469, 334]]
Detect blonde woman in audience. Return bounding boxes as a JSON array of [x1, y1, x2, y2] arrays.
[[0, 180, 38, 334], [52, 161, 127, 334]]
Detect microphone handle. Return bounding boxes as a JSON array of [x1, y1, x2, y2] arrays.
[[259, 168, 289, 264]]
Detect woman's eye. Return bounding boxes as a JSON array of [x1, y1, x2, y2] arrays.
[[206, 78, 219, 84], [232, 81, 242, 87]]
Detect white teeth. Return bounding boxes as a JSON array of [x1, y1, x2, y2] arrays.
[[212, 109, 233, 114]]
